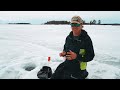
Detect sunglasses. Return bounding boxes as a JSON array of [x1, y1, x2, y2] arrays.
[[70, 23, 81, 27]]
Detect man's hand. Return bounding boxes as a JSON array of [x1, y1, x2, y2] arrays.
[[59, 51, 66, 57], [66, 50, 77, 60]]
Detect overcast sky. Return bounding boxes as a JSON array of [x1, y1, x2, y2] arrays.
[[0, 11, 120, 24]]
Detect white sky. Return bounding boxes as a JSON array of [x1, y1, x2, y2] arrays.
[[0, 11, 120, 24]]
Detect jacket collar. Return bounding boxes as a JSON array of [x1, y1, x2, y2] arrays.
[[68, 29, 87, 40]]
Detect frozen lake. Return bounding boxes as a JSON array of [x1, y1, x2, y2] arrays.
[[0, 24, 120, 79]]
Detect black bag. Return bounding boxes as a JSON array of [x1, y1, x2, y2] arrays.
[[37, 66, 52, 79]]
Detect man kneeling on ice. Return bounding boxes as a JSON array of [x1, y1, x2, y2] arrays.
[[37, 16, 95, 79]]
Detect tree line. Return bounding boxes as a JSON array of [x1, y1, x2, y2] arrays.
[[8, 23, 31, 24], [44, 21, 70, 25], [44, 20, 102, 25]]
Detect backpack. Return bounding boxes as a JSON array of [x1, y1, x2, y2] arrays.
[[37, 66, 52, 79]]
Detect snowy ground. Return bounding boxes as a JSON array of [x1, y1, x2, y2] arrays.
[[0, 24, 120, 79]]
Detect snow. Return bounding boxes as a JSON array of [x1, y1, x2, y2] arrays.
[[0, 24, 120, 79]]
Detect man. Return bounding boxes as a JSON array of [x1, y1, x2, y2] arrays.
[[51, 16, 95, 79]]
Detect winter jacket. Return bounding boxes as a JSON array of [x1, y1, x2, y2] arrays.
[[64, 29, 95, 62], [62, 29, 95, 73]]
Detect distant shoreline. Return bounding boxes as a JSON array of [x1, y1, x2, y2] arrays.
[[0, 24, 120, 26]]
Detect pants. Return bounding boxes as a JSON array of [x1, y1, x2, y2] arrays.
[[51, 62, 88, 79]]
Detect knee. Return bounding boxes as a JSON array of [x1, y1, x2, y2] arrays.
[[81, 70, 88, 79]]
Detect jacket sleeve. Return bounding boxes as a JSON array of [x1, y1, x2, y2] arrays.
[[76, 36, 95, 62], [63, 37, 68, 52]]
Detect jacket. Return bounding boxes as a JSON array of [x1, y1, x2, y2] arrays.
[[63, 29, 95, 73]]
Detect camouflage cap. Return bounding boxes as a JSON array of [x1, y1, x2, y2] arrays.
[[71, 16, 83, 24]]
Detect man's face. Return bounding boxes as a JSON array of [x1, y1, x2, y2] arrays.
[[71, 23, 82, 32]]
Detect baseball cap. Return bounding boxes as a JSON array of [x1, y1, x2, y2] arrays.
[[71, 16, 83, 24]]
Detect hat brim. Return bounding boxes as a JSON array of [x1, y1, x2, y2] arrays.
[[71, 21, 80, 24]]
